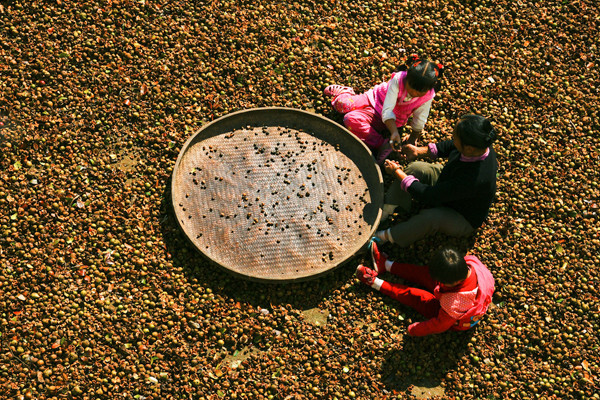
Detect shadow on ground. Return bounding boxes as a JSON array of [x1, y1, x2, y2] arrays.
[[381, 329, 474, 398]]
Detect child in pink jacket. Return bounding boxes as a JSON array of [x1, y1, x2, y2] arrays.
[[324, 55, 444, 164], [356, 241, 495, 336]]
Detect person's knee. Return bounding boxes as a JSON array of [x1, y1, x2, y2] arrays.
[[342, 113, 352, 125], [421, 208, 446, 218], [422, 208, 473, 237], [343, 113, 360, 130], [405, 161, 433, 180], [419, 208, 446, 230]]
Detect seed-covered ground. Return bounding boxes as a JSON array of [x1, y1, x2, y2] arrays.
[[1, 1, 599, 399]]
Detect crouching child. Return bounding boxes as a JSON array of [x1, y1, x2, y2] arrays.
[[356, 242, 495, 336]]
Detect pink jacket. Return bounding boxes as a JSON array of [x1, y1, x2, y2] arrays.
[[365, 71, 435, 127]]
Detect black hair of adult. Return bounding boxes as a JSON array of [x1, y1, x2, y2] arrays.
[[455, 114, 497, 149], [406, 60, 441, 92], [428, 247, 469, 285]]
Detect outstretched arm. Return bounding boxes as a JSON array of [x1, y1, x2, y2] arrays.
[[404, 98, 433, 146], [383, 159, 408, 181], [407, 309, 456, 336], [384, 118, 402, 148], [399, 143, 432, 162]]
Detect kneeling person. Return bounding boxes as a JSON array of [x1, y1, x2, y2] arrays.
[[376, 114, 498, 247]]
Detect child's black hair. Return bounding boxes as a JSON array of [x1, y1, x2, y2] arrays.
[[400, 54, 444, 92], [455, 114, 497, 149], [428, 246, 469, 285]]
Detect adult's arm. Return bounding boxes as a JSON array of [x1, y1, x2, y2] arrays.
[[399, 143, 433, 161], [432, 139, 457, 159]]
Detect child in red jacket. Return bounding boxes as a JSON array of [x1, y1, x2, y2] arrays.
[[356, 242, 495, 336]]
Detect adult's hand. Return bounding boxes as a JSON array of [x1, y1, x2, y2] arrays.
[[400, 144, 420, 161], [384, 159, 408, 182], [383, 159, 401, 175], [384, 159, 408, 180]]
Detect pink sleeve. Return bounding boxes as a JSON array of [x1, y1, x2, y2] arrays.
[[401, 175, 419, 191], [428, 143, 438, 159]]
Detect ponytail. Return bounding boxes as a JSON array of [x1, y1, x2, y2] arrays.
[[400, 54, 445, 92], [433, 62, 444, 91]]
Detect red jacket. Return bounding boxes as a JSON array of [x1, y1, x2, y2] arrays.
[[408, 256, 495, 336]]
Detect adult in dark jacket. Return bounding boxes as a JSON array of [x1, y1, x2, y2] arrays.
[[375, 114, 498, 247]]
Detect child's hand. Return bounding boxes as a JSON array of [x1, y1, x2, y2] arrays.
[[389, 139, 402, 151], [407, 322, 420, 336], [390, 131, 402, 151]]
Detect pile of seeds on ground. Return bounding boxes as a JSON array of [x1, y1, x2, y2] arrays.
[[1, 0, 599, 399]]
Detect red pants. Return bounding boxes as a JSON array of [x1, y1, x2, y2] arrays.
[[380, 262, 441, 319]]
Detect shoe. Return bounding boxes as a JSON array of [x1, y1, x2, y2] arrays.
[[370, 240, 388, 275], [368, 236, 382, 251], [356, 264, 377, 286], [324, 85, 355, 97]]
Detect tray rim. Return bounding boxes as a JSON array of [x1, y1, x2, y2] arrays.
[[171, 107, 383, 283]]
